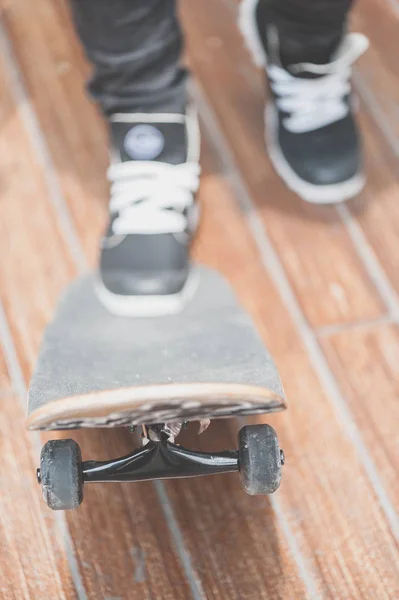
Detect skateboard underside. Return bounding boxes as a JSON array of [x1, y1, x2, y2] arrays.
[[27, 266, 286, 431]]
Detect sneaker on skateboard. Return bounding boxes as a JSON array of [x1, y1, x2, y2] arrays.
[[98, 108, 201, 317]]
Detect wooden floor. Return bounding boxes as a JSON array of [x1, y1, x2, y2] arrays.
[[0, 0, 398, 598]]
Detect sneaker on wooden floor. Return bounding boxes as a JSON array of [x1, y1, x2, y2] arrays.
[[239, 0, 369, 204]]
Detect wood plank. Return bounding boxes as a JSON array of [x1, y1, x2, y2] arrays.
[[347, 0, 399, 298], [0, 357, 76, 598], [0, 21, 192, 600], [353, 0, 399, 140], [346, 107, 399, 298], [0, 0, 108, 265], [321, 323, 399, 513], [0, 33, 76, 383], [180, 0, 385, 329], [183, 171, 399, 599]]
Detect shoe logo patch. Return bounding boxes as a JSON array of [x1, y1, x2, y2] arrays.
[[124, 124, 165, 160]]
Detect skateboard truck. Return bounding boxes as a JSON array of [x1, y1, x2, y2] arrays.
[[36, 441, 239, 483], [37, 423, 284, 510], [82, 441, 240, 483]]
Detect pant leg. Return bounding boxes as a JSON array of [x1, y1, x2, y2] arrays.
[[264, 0, 354, 65], [69, 0, 187, 115]]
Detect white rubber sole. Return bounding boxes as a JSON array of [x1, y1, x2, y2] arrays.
[[239, 0, 365, 204], [95, 268, 200, 318]]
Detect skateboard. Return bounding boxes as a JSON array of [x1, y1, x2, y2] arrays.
[[28, 266, 287, 511]]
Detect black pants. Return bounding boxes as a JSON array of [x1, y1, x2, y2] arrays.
[[70, 0, 354, 116]]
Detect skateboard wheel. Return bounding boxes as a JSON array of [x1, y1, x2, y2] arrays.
[[40, 439, 83, 510], [238, 424, 283, 495]]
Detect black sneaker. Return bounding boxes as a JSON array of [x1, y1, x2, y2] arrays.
[[239, 0, 369, 204], [96, 108, 201, 316]]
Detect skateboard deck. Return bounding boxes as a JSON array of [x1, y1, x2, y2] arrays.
[[27, 266, 286, 431]]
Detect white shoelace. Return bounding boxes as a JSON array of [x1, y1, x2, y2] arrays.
[[267, 33, 369, 134], [108, 161, 200, 235], [269, 64, 351, 134]]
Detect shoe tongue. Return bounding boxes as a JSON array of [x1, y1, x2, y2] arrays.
[[287, 33, 369, 78], [111, 115, 188, 164]]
